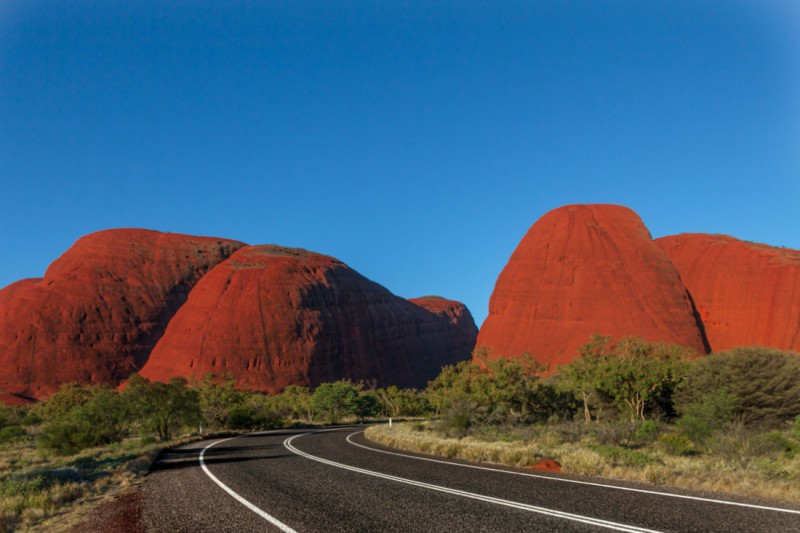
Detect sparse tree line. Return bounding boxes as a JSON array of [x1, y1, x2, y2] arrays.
[[1, 337, 799, 456]]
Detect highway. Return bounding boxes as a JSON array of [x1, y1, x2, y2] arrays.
[[142, 427, 800, 532]]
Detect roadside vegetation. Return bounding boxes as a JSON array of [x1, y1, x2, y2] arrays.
[[368, 339, 800, 504], [2, 339, 798, 530], [0, 375, 411, 531]]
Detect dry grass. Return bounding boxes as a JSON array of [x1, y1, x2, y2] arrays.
[[0, 432, 210, 532], [365, 422, 800, 504]]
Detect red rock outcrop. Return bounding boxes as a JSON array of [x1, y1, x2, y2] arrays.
[[656, 234, 800, 353], [139, 245, 477, 392], [0, 229, 245, 399], [476, 205, 707, 368]]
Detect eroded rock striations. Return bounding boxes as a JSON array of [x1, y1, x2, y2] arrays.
[[139, 246, 477, 392], [476, 204, 707, 368], [0, 229, 245, 399], [656, 233, 800, 353]]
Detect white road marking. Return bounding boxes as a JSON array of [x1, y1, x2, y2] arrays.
[[346, 430, 800, 515], [284, 432, 662, 533], [199, 436, 298, 533]]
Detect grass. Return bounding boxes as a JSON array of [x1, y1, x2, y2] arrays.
[[0, 431, 210, 532], [365, 422, 800, 504]]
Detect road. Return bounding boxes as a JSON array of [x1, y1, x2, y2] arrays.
[[142, 427, 800, 532]]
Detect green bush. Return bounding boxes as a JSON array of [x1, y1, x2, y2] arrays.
[[676, 389, 736, 443], [589, 444, 657, 467], [658, 433, 695, 456], [559, 336, 693, 423], [676, 347, 800, 427], [437, 398, 481, 438], [0, 425, 27, 444], [124, 375, 199, 441], [311, 381, 360, 424], [37, 387, 133, 454]]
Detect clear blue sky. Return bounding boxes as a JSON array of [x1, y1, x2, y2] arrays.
[[1, 1, 798, 326]]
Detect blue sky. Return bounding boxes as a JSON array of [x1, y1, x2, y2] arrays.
[[1, 1, 798, 326]]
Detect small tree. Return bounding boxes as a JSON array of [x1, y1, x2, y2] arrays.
[[280, 385, 315, 423], [353, 392, 382, 422], [195, 374, 243, 431], [125, 375, 200, 441], [311, 381, 359, 424], [560, 336, 692, 423], [37, 386, 134, 454]]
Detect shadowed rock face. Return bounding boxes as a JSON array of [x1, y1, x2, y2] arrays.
[[0, 229, 245, 398], [656, 233, 800, 353], [139, 245, 477, 392], [476, 205, 707, 368]]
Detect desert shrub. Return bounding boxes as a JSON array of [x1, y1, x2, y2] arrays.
[[591, 420, 641, 447], [704, 426, 791, 465], [437, 398, 481, 438], [0, 425, 27, 444], [676, 389, 737, 443], [589, 444, 657, 467], [37, 387, 133, 454], [633, 420, 659, 444], [676, 347, 800, 427], [795, 415, 800, 439], [658, 433, 695, 456], [31, 383, 98, 421]]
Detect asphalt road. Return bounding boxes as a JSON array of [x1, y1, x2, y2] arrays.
[[142, 427, 800, 532]]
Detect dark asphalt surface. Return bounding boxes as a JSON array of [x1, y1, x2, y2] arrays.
[[142, 427, 800, 532]]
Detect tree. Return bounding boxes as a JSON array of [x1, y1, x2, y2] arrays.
[[558, 335, 611, 423], [353, 392, 382, 422], [125, 375, 200, 441], [376, 386, 430, 418], [195, 374, 243, 431], [559, 336, 692, 423], [279, 385, 314, 423], [31, 382, 97, 421], [311, 381, 360, 424], [425, 350, 568, 425], [37, 386, 134, 454]]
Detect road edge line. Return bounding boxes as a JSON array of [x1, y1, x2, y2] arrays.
[[347, 430, 800, 515], [199, 436, 298, 533]]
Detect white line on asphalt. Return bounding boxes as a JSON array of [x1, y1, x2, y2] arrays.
[[346, 430, 800, 515], [200, 437, 298, 533], [285, 432, 662, 533]]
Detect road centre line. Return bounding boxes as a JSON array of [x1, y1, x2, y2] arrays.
[[284, 432, 662, 533], [346, 430, 800, 515], [200, 436, 298, 533]]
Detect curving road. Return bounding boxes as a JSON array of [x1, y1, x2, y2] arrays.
[[142, 427, 800, 532]]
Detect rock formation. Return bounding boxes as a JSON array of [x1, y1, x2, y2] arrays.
[[476, 204, 707, 368], [656, 233, 800, 353], [139, 245, 477, 392], [0, 229, 245, 398]]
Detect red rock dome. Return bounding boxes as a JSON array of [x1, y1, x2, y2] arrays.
[[476, 205, 707, 368], [0, 229, 245, 398], [656, 233, 800, 353], [139, 246, 477, 392]]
